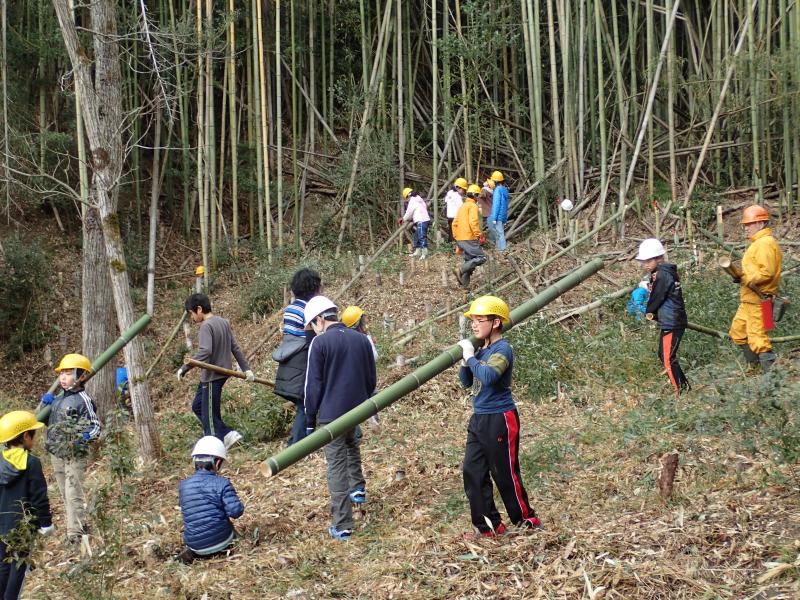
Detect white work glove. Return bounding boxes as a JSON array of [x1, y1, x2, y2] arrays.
[[457, 339, 475, 366], [176, 366, 188, 381], [38, 525, 55, 536], [245, 370, 255, 382]]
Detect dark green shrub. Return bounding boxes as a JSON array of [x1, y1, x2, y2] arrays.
[[0, 236, 51, 360]]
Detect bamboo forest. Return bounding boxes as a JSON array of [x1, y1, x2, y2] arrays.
[[0, 1, 798, 598]]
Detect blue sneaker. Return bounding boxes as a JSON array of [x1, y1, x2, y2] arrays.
[[328, 526, 352, 541], [349, 488, 366, 504]]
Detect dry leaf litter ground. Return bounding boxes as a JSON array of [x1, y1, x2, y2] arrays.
[[4, 221, 799, 599]]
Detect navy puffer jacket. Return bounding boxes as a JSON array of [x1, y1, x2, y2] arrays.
[[179, 469, 244, 553]]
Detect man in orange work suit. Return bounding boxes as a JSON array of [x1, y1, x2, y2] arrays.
[[729, 204, 782, 372]]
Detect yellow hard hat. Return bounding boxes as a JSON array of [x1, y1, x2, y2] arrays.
[[467, 184, 481, 195], [454, 177, 468, 190], [341, 305, 365, 328], [484, 179, 495, 190], [55, 353, 92, 373], [0, 411, 44, 444], [464, 295, 511, 324], [195, 265, 205, 276], [490, 170, 504, 182], [402, 187, 413, 199]]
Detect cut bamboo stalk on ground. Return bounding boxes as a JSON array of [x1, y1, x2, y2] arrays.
[[687, 322, 800, 344], [184, 358, 274, 387], [261, 258, 605, 477], [332, 223, 410, 301]]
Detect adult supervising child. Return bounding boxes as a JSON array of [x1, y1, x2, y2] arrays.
[[636, 238, 690, 397], [303, 296, 377, 540], [177, 293, 254, 449], [456, 296, 542, 538]]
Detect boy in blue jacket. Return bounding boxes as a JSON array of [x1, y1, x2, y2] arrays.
[[177, 436, 244, 563], [0, 410, 53, 598], [489, 170, 509, 252], [636, 238, 690, 397], [457, 296, 541, 538], [303, 296, 377, 541]]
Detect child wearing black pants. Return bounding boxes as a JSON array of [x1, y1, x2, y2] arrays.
[[457, 296, 542, 537]]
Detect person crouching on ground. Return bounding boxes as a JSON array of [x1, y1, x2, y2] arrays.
[[39, 353, 101, 545], [452, 184, 487, 288], [636, 238, 690, 397], [456, 296, 542, 538], [303, 296, 377, 541], [0, 411, 53, 598], [177, 436, 244, 563], [399, 187, 431, 260]]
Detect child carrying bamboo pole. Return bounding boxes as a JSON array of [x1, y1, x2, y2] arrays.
[[456, 296, 542, 538]]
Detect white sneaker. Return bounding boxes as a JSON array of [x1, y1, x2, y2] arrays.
[[418, 248, 429, 260], [409, 248, 421, 257], [224, 430, 243, 450]]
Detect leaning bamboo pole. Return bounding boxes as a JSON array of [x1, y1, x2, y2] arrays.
[[678, 1, 755, 213], [261, 258, 605, 476]]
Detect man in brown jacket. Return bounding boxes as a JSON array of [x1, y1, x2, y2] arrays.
[[452, 184, 487, 288]]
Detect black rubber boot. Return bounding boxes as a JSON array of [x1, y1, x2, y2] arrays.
[[738, 344, 759, 367], [758, 351, 776, 372]]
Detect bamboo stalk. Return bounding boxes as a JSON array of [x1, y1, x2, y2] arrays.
[[185, 358, 275, 387]]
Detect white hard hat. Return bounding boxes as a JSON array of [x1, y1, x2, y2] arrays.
[[639, 279, 650, 290], [560, 198, 574, 211], [303, 295, 338, 328], [635, 238, 666, 261], [191, 436, 227, 460]]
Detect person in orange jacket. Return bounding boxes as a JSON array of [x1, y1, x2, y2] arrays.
[[452, 184, 487, 288], [728, 204, 782, 372]]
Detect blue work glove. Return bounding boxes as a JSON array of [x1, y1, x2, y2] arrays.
[[305, 427, 315, 437], [41, 393, 55, 406], [82, 432, 90, 442]]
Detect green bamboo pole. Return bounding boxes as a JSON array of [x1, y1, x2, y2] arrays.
[[252, 0, 265, 242], [261, 258, 605, 476], [228, 0, 239, 256], [593, 0, 607, 224], [431, 0, 439, 236], [276, 0, 283, 249], [37, 314, 152, 422]]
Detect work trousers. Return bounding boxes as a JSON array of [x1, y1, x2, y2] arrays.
[[447, 218, 455, 242], [456, 240, 487, 284], [657, 329, 689, 396], [323, 427, 365, 531], [287, 399, 307, 446], [51, 454, 87, 538], [491, 221, 508, 251], [463, 410, 538, 533], [413, 221, 430, 249], [729, 302, 772, 354], [0, 543, 27, 600], [192, 378, 232, 442]]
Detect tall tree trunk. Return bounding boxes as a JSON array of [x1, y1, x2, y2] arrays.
[[52, 0, 162, 461]]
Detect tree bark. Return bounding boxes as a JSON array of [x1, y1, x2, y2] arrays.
[[52, 0, 162, 460], [82, 205, 116, 422]]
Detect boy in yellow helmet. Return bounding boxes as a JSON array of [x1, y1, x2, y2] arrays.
[[456, 296, 541, 538], [452, 184, 487, 287], [39, 353, 101, 544], [0, 410, 53, 596]]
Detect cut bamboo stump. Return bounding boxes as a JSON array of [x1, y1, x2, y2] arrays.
[[657, 450, 679, 499], [440, 267, 448, 287]]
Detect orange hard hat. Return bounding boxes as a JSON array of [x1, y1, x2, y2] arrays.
[[740, 204, 769, 224]]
